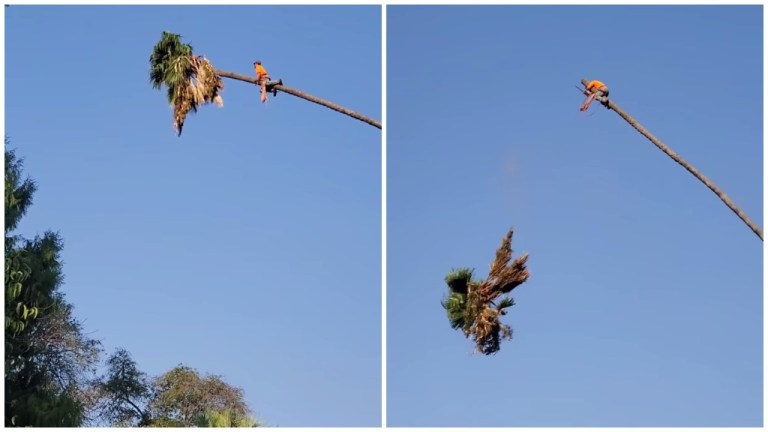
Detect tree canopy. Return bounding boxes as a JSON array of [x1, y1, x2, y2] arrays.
[[94, 348, 258, 427], [5, 144, 260, 427], [5, 147, 102, 427]]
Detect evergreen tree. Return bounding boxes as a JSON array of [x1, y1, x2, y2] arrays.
[[5, 147, 101, 427]]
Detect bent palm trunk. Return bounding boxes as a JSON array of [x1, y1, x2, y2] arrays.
[[580, 79, 763, 241], [214, 69, 381, 129], [149, 32, 380, 133]]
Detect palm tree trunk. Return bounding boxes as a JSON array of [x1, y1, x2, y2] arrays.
[[213, 68, 381, 129], [580, 79, 763, 241]]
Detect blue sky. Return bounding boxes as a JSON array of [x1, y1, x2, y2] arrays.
[[5, 5, 381, 427], [387, 5, 762, 427]]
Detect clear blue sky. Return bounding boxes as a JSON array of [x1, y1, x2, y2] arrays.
[[387, 5, 762, 427], [6, 5, 381, 427]]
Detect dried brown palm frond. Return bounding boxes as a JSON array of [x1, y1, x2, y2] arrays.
[[442, 228, 530, 355], [170, 56, 224, 135], [481, 229, 530, 299], [172, 84, 190, 135], [468, 305, 510, 354], [191, 56, 224, 107]]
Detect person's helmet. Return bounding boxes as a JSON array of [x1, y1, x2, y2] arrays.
[[254, 60, 262, 65]]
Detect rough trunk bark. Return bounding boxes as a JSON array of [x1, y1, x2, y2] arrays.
[[580, 79, 762, 241], [213, 68, 381, 130]]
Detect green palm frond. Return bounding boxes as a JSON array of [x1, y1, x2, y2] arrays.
[[495, 297, 515, 311], [149, 31, 193, 91], [445, 268, 473, 294], [441, 292, 468, 330]]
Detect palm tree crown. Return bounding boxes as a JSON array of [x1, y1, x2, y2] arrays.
[[442, 229, 531, 355], [149, 32, 223, 135]]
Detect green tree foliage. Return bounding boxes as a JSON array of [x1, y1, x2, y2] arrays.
[[93, 348, 259, 427], [5, 147, 102, 427], [5, 302, 101, 427], [196, 409, 260, 427], [5, 147, 39, 335], [150, 365, 251, 427], [5, 145, 260, 427], [4, 146, 36, 234], [93, 348, 153, 426], [442, 229, 530, 355]]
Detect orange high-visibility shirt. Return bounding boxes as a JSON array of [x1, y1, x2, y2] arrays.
[[587, 80, 606, 91], [255, 64, 268, 79]]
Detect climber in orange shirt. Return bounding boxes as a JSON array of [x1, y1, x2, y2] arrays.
[[580, 79, 609, 112], [254, 60, 270, 103]]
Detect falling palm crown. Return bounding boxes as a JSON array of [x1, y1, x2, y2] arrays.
[[442, 229, 530, 355]]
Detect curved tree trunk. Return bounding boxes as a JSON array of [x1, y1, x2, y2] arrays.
[[580, 79, 763, 241], [213, 68, 381, 129]]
